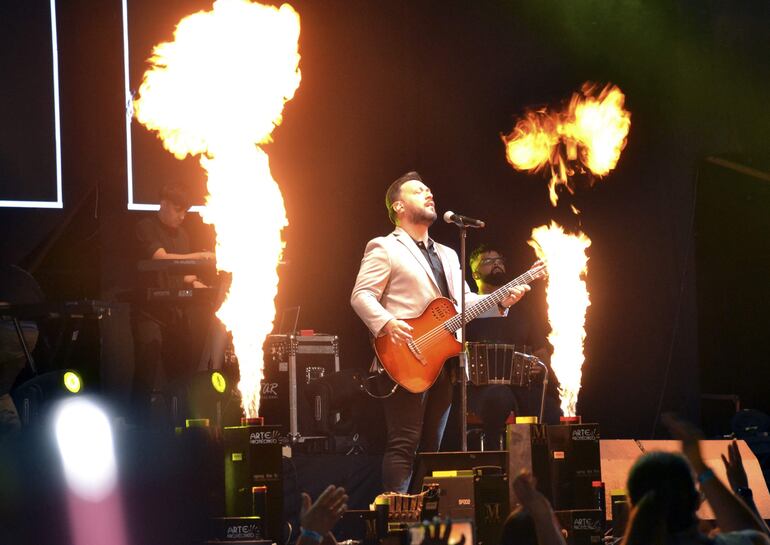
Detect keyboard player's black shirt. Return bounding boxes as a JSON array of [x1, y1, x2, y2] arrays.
[[136, 216, 192, 290], [136, 216, 191, 260]]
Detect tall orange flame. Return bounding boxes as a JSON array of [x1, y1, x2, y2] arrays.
[[529, 222, 591, 417], [504, 83, 630, 206], [133, 0, 301, 418]]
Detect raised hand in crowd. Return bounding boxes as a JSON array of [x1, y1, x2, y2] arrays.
[[662, 413, 768, 535], [722, 439, 762, 518], [512, 471, 567, 545], [298, 485, 348, 545], [722, 439, 749, 491]]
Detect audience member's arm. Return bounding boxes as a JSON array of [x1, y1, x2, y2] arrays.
[[620, 492, 667, 545], [296, 485, 348, 545], [513, 472, 567, 545], [663, 413, 768, 534], [722, 439, 762, 518]]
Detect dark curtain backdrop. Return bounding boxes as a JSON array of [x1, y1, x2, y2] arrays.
[[2, 0, 770, 438]]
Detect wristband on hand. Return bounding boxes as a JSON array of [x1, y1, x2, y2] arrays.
[[300, 528, 324, 543], [736, 486, 753, 498], [697, 468, 716, 485]]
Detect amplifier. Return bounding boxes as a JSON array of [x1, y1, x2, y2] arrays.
[[422, 468, 509, 545], [223, 424, 283, 541], [260, 334, 340, 441], [508, 423, 601, 511], [554, 510, 604, 545]]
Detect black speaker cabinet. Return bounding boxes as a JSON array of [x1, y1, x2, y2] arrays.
[[548, 423, 601, 510], [507, 422, 552, 503], [422, 469, 509, 545], [555, 509, 604, 545], [338, 510, 379, 545], [508, 423, 601, 511], [223, 424, 283, 541]]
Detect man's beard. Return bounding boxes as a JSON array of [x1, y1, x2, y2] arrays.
[[479, 269, 510, 287], [406, 207, 437, 226]]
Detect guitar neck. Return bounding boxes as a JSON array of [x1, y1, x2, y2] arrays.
[[443, 267, 545, 333]]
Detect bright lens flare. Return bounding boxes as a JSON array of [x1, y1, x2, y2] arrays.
[[529, 222, 591, 417], [54, 398, 118, 502], [504, 83, 631, 206], [133, 0, 301, 418]]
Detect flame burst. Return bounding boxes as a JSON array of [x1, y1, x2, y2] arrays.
[[133, 0, 301, 418], [504, 83, 630, 206], [529, 223, 591, 417]]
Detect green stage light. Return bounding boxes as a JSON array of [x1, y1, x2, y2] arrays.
[[211, 371, 227, 394], [62, 371, 82, 394]]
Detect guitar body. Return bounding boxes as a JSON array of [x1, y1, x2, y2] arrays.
[[374, 297, 462, 394]]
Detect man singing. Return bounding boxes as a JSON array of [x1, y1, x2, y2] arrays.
[[350, 171, 530, 492]]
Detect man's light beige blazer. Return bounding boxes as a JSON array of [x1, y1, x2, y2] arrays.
[[351, 227, 500, 338]]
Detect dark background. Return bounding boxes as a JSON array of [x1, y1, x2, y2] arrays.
[[2, 0, 770, 440], [0, 0, 59, 203]]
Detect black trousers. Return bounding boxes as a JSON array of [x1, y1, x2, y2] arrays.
[[131, 306, 209, 424], [381, 367, 453, 493]]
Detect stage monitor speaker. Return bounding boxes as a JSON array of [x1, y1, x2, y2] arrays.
[[408, 450, 507, 494]]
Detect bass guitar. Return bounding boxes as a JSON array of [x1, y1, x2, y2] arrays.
[[373, 263, 547, 393]]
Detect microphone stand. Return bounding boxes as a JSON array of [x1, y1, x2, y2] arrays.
[[458, 225, 469, 452], [446, 213, 483, 452]]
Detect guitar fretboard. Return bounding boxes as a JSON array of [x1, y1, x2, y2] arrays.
[[442, 266, 546, 334]]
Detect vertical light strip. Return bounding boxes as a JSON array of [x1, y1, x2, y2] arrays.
[[0, 0, 63, 209], [121, 0, 137, 210], [121, 0, 203, 213], [49, 0, 63, 208]]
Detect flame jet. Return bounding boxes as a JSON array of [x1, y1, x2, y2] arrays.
[[504, 83, 630, 417], [133, 0, 301, 418], [504, 83, 630, 207], [528, 223, 591, 417]]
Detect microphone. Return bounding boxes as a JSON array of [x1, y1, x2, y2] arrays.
[[443, 210, 485, 229]]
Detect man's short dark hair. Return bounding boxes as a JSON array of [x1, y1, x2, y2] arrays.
[[470, 243, 495, 271], [159, 183, 192, 210], [385, 171, 422, 225]]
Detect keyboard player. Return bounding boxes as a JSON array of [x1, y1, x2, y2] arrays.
[[132, 183, 215, 426]]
